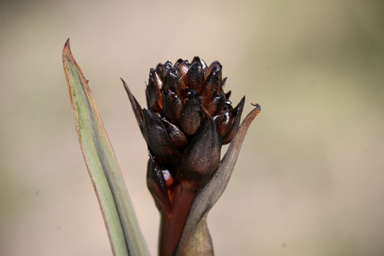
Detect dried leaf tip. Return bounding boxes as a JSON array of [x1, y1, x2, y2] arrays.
[[251, 102, 261, 111], [63, 38, 71, 57], [65, 38, 70, 47]]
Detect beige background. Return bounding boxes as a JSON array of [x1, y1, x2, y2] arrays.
[[1, 0, 383, 255]]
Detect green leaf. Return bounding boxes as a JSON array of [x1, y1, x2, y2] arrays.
[[62, 39, 150, 256]]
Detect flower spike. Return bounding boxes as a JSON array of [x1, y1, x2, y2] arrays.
[[122, 57, 261, 256]]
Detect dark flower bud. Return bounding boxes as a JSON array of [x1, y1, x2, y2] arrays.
[[164, 67, 184, 98], [147, 158, 171, 213], [205, 91, 226, 116], [162, 119, 188, 150], [147, 69, 162, 112], [214, 108, 233, 139], [161, 90, 182, 125], [222, 97, 245, 144], [185, 57, 206, 94], [201, 62, 222, 100], [156, 61, 173, 81], [195, 56, 208, 71], [142, 109, 177, 157], [178, 108, 222, 191], [174, 59, 190, 93], [152, 69, 163, 90], [179, 90, 203, 136], [174, 59, 190, 80], [204, 61, 221, 81]]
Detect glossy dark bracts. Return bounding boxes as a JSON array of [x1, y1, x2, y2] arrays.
[[122, 57, 247, 256]]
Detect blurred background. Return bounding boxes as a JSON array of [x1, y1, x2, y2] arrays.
[[1, 0, 383, 255]]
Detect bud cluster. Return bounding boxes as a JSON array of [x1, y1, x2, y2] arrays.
[[123, 57, 245, 212]]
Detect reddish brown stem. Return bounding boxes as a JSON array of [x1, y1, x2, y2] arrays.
[[159, 184, 196, 256]]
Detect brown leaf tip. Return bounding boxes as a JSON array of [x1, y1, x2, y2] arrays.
[[62, 39, 73, 60], [64, 38, 70, 47], [63, 38, 71, 53]]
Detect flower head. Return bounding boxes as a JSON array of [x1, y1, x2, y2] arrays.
[[123, 57, 244, 196], [122, 57, 258, 256]]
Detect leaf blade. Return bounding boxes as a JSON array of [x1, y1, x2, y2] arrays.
[[62, 39, 150, 256]]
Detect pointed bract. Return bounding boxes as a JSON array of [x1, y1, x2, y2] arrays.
[[222, 96, 245, 144], [147, 158, 171, 213], [162, 90, 182, 125], [147, 69, 163, 112], [122, 79, 144, 131], [179, 90, 203, 136], [178, 108, 222, 191], [214, 108, 233, 139], [201, 62, 222, 100], [174, 59, 190, 84], [205, 91, 225, 116], [185, 57, 206, 94], [142, 109, 178, 158], [162, 119, 188, 150], [164, 67, 183, 98], [156, 61, 173, 81]]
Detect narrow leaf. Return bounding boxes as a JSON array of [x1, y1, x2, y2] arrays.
[[62, 39, 150, 256], [175, 103, 261, 255]]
